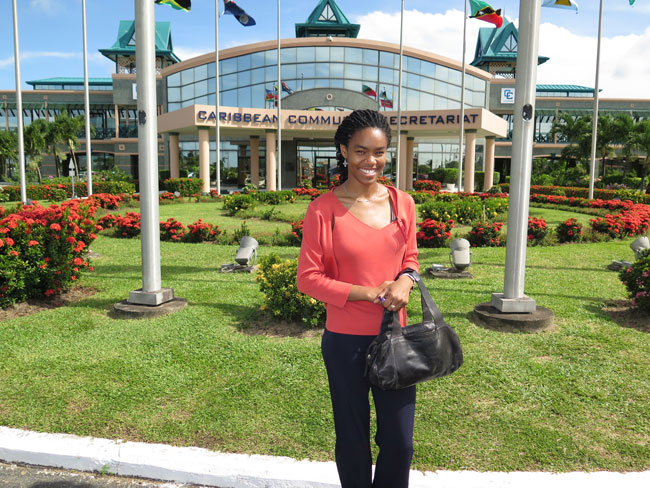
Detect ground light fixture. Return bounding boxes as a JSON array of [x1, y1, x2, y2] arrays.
[[235, 236, 259, 266], [449, 238, 472, 272], [630, 236, 650, 260]]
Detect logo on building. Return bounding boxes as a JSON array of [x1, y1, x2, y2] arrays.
[[501, 88, 515, 104]]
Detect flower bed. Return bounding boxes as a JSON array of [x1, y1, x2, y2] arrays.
[[0, 200, 99, 307], [413, 180, 442, 192], [556, 218, 584, 243], [0, 181, 135, 201], [501, 184, 650, 204], [417, 219, 454, 248], [185, 219, 221, 243], [467, 221, 504, 247], [528, 217, 548, 245], [160, 218, 186, 242]]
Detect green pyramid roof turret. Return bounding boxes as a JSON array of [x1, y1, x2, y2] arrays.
[[295, 0, 360, 38]]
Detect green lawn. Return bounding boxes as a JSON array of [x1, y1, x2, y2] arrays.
[[0, 202, 648, 472]]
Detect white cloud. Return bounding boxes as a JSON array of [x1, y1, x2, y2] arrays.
[[173, 46, 213, 62], [0, 51, 78, 69], [356, 8, 650, 99], [29, 0, 62, 13]]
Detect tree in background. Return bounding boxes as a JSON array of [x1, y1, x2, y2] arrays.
[[550, 112, 591, 166], [24, 119, 49, 183], [630, 119, 650, 191], [0, 130, 17, 181]]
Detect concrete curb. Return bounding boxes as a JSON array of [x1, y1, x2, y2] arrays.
[[1, 427, 649, 488]]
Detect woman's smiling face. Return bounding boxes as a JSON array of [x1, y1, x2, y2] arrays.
[[340, 127, 388, 186]]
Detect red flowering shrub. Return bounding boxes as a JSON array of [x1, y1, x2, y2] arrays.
[[160, 218, 186, 242], [329, 174, 342, 189], [377, 176, 394, 187], [115, 212, 141, 238], [0, 200, 98, 307], [89, 192, 124, 210], [527, 217, 548, 245], [185, 219, 221, 243], [414, 180, 442, 192], [292, 187, 322, 200], [290, 220, 304, 244], [466, 221, 504, 247], [619, 250, 650, 312], [556, 218, 583, 243], [209, 189, 222, 199], [160, 192, 178, 202], [590, 205, 650, 239], [416, 219, 454, 248]]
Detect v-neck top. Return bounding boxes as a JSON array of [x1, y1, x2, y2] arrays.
[[297, 187, 419, 336]]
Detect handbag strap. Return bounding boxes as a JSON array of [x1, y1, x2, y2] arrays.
[[381, 270, 445, 333]]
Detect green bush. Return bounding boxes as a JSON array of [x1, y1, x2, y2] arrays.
[[622, 177, 642, 190], [159, 169, 188, 181], [419, 196, 507, 225], [254, 190, 296, 205], [619, 249, 650, 312], [256, 253, 325, 328], [556, 218, 583, 243], [162, 178, 203, 196], [431, 167, 459, 184], [603, 171, 624, 186], [466, 221, 504, 247], [223, 194, 255, 216]]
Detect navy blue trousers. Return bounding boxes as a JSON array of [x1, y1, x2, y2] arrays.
[[321, 329, 416, 488]]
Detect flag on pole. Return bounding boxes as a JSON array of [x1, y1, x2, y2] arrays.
[[362, 85, 377, 97], [469, 0, 504, 28], [281, 81, 295, 94], [265, 89, 277, 101], [380, 89, 393, 108], [223, 0, 256, 26], [630, 0, 636, 5], [542, 0, 579, 12], [155, 0, 191, 11]]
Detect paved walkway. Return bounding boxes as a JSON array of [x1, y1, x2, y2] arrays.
[[1, 427, 649, 488]]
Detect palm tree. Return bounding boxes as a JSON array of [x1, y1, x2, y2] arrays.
[[631, 119, 650, 191], [0, 130, 17, 181], [54, 113, 86, 177], [24, 119, 49, 183], [550, 112, 591, 165], [610, 113, 635, 177]]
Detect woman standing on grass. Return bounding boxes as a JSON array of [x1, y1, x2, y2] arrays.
[[297, 109, 419, 488]]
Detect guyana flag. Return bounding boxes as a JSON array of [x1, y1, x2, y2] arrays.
[[155, 0, 191, 11], [362, 85, 377, 97], [469, 0, 503, 28]]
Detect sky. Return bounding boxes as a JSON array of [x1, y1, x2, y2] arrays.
[[0, 0, 649, 99]]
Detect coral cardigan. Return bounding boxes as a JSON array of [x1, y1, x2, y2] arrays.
[[297, 185, 419, 335]]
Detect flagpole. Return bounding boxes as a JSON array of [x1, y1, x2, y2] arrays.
[[11, 0, 26, 204], [396, 0, 404, 189], [276, 0, 282, 191], [456, 0, 468, 193], [215, 0, 221, 195], [588, 0, 603, 200], [82, 0, 93, 196]]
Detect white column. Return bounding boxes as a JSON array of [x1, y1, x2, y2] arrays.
[[406, 137, 414, 191], [169, 133, 180, 179], [463, 130, 477, 193], [484, 136, 496, 191], [199, 128, 210, 194], [266, 130, 277, 191], [250, 136, 260, 187], [398, 132, 408, 190]]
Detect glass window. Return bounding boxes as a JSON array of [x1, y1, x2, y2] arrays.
[[315, 46, 330, 62], [297, 62, 316, 78], [315, 78, 329, 88], [208, 77, 216, 94], [380, 51, 395, 68], [363, 65, 377, 80], [194, 64, 208, 81], [362, 49, 378, 65], [207, 62, 216, 78], [379, 67, 395, 85], [448, 84, 461, 101], [344, 63, 362, 79], [434, 80, 448, 97], [330, 79, 344, 88], [405, 72, 421, 90], [208, 93, 216, 105], [195, 80, 208, 97], [420, 76, 435, 93], [221, 58, 237, 75], [406, 56, 421, 73], [237, 54, 252, 72], [330, 63, 344, 78], [181, 99, 193, 109], [447, 99, 460, 109], [421, 61, 436, 78], [168, 102, 181, 112], [264, 66, 276, 82], [265, 50, 278, 65], [251, 67, 264, 84], [168, 87, 181, 102], [195, 95, 208, 105], [167, 72, 181, 87], [405, 88, 419, 110], [448, 69, 462, 86], [181, 83, 194, 101], [251, 84, 265, 108], [222, 73, 237, 90], [344, 79, 358, 91], [316, 63, 329, 78], [473, 91, 485, 107], [419, 92, 434, 110], [238, 70, 251, 86], [331, 47, 345, 62], [297, 46, 315, 62], [345, 47, 362, 63], [222, 90, 237, 106], [251, 51, 265, 68], [281, 47, 297, 63], [237, 87, 251, 107], [302, 79, 315, 90], [281, 63, 297, 80], [473, 77, 486, 93], [180, 68, 194, 85], [435, 65, 449, 82]]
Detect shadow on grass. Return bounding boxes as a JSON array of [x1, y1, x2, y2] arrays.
[[474, 261, 610, 273], [584, 300, 650, 333]]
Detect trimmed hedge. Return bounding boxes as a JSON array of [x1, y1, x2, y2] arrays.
[[161, 178, 203, 196], [0, 181, 135, 201], [500, 184, 650, 204]]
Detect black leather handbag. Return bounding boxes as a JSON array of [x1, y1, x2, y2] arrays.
[[365, 270, 464, 390]]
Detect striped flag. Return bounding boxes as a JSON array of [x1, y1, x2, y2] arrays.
[[469, 0, 503, 28], [155, 0, 191, 11], [362, 85, 377, 97], [542, 0, 579, 12]]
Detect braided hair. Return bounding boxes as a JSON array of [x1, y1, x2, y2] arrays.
[[334, 109, 392, 182]]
